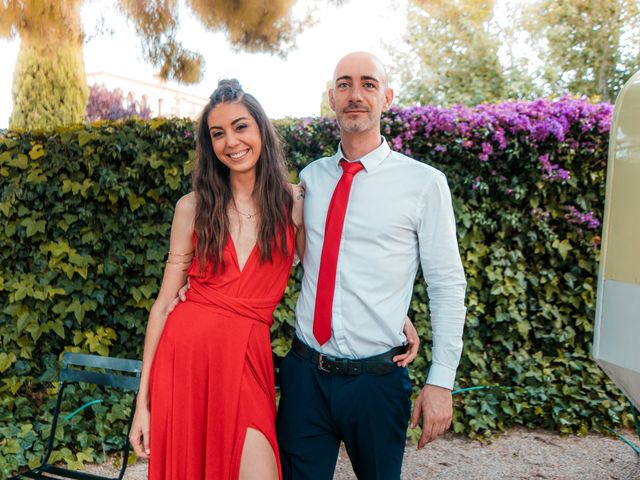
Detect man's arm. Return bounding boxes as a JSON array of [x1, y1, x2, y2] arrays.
[[412, 172, 467, 448], [166, 278, 189, 311]]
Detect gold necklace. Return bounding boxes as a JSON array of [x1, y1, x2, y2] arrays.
[[232, 203, 257, 219]]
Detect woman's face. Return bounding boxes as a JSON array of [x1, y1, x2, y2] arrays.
[[207, 101, 262, 175]]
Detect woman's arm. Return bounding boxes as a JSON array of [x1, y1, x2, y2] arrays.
[[129, 192, 196, 458], [290, 183, 305, 262]]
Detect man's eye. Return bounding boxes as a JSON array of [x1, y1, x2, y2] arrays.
[[364, 82, 376, 89], [337, 82, 349, 89]]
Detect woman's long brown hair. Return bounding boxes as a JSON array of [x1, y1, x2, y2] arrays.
[[192, 79, 292, 273]]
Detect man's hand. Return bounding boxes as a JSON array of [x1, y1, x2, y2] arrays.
[[411, 384, 452, 448], [166, 279, 190, 314], [393, 317, 420, 367], [129, 405, 151, 458]]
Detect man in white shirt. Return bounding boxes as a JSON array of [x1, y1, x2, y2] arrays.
[[275, 52, 467, 480]]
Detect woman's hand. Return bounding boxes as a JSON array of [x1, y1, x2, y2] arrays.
[[129, 405, 151, 458], [393, 316, 420, 367]]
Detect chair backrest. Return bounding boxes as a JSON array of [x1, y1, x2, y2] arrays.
[[61, 352, 142, 392], [9, 353, 143, 480], [56, 354, 141, 472]]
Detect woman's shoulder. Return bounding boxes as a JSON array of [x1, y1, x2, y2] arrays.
[[175, 192, 197, 220]]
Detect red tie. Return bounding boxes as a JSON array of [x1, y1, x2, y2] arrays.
[[313, 159, 365, 345]]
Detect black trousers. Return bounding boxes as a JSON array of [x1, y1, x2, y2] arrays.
[[276, 345, 412, 480]]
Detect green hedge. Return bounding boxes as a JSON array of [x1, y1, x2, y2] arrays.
[[0, 98, 632, 476]]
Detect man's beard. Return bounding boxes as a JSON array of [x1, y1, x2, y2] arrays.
[[340, 118, 369, 132], [337, 105, 373, 133]]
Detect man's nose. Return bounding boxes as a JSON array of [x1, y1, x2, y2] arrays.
[[349, 85, 364, 102]]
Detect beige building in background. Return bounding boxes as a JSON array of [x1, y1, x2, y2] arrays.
[[86, 72, 209, 119]]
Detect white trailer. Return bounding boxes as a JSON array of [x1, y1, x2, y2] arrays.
[[594, 70, 640, 410]]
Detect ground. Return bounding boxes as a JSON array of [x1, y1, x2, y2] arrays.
[[83, 428, 640, 479]]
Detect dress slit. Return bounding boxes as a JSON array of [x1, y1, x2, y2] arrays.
[[231, 323, 282, 479]]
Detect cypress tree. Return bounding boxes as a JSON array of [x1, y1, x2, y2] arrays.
[[10, 43, 88, 130], [6, 0, 87, 130]]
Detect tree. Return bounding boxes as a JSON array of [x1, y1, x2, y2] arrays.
[[2, 1, 88, 130], [85, 84, 151, 121], [319, 80, 334, 117], [392, 0, 508, 106], [521, 0, 640, 102], [0, 0, 315, 130]]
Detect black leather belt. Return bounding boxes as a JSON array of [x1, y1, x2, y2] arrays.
[[292, 337, 406, 375]]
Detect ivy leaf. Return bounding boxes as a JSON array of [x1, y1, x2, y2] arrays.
[[49, 321, 65, 339], [21, 218, 46, 237], [127, 194, 145, 212], [66, 298, 85, 323], [0, 200, 11, 216], [76, 449, 94, 464], [139, 282, 157, 299], [78, 130, 94, 147], [552, 239, 573, 260], [130, 287, 142, 303], [16, 310, 36, 333], [0, 352, 17, 373], [68, 252, 92, 268], [517, 319, 531, 338], [26, 167, 48, 183], [1, 438, 22, 454], [7, 153, 28, 169], [0, 150, 12, 164], [47, 287, 66, 298], [28, 144, 45, 160]]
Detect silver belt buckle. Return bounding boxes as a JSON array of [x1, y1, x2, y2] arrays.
[[317, 354, 331, 373]]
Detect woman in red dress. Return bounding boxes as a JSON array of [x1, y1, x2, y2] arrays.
[[128, 79, 303, 480]]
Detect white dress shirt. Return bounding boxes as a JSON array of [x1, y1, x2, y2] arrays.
[[296, 139, 467, 389]]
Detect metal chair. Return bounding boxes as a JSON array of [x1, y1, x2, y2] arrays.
[[9, 352, 142, 480]]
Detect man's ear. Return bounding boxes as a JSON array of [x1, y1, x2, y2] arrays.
[[382, 87, 394, 111], [328, 86, 336, 112]]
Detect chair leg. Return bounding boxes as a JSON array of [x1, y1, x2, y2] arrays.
[[41, 382, 68, 466], [117, 392, 138, 480]]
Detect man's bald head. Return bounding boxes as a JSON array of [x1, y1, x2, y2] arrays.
[[332, 51, 389, 89], [328, 51, 394, 138]]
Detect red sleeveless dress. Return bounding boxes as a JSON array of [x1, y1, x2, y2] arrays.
[[148, 226, 294, 479]]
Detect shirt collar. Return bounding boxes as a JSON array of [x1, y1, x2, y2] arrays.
[[333, 137, 391, 173]]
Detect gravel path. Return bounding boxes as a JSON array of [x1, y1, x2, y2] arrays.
[[83, 428, 640, 479]]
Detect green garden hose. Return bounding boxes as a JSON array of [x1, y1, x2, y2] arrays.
[[452, 385, 640, 456]]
